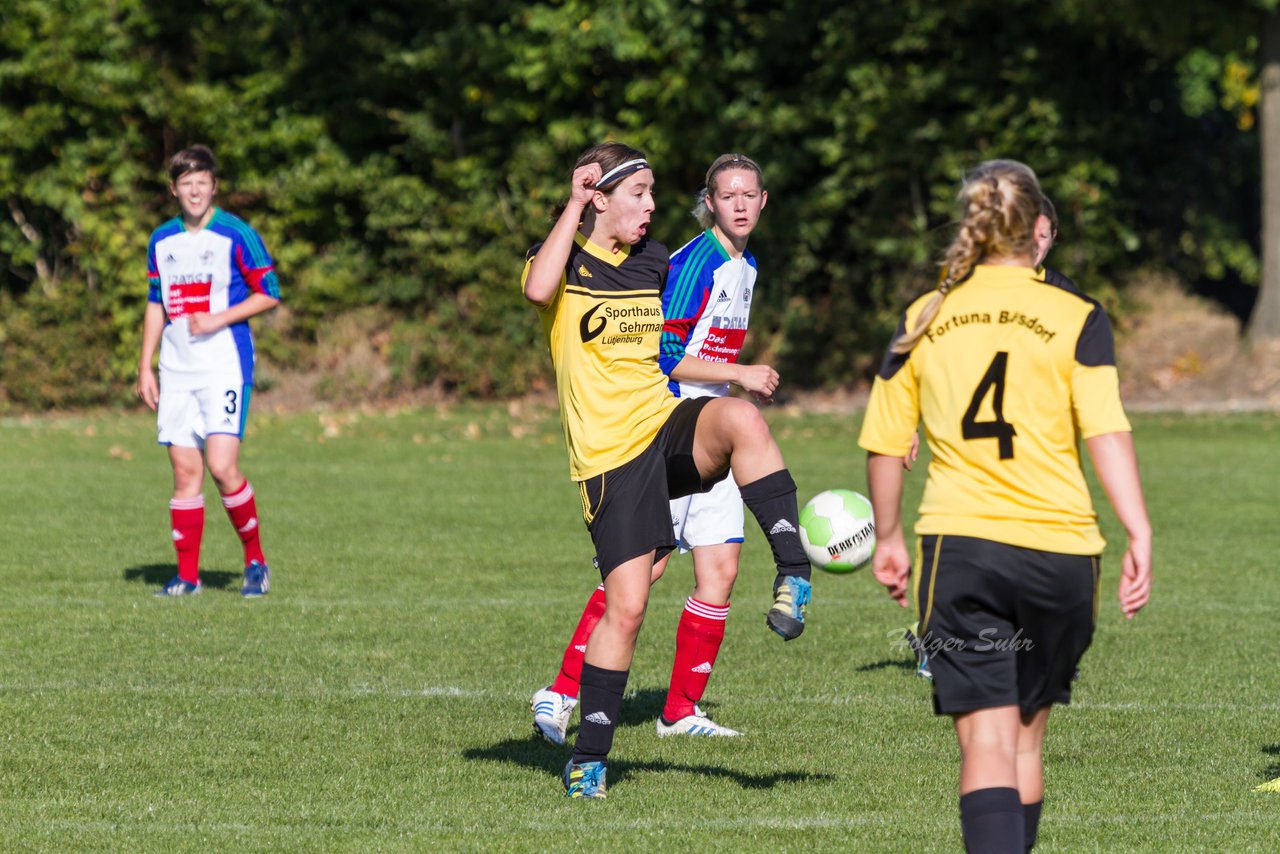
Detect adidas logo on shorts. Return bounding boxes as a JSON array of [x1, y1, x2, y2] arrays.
[[584, 711, 612, 725]]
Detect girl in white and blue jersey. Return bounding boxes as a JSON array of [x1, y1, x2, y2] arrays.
[[137, 145, 280, 598]]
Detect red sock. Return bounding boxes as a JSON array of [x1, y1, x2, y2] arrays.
[[221, 481, 265, 566], [550, 585, 606, 699], [170, 495, 205, 584], [663, 597, 729, 722]]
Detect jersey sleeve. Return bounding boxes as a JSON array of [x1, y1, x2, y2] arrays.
[[857, 314, 921, 456], [233, 227, 280, 299], [659, 250, 712, 376], [1070, 302, 1131, 438], [147, 238, 162, 304], [522, 243, 566, 314]]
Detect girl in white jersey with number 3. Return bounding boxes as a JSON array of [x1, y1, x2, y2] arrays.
[[137, 146, 281, 597]]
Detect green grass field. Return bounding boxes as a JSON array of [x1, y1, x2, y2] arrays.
[[0, 404, 1276, 852]]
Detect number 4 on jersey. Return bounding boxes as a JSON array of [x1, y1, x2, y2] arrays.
[[961, 352, 1016, 459]]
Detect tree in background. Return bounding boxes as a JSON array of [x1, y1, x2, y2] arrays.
[[0, 0, 1272, 407], [1254, 2, 1280, 341]]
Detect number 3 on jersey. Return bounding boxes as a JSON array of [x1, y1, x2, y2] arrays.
[[961, 352, 1016, 459]]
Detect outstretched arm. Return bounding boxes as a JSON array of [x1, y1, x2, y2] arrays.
[[670, 357, 779, 404], [1085, 431, 1153, 619]]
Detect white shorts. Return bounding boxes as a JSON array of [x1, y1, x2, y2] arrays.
[[670, 475, 745, 553], [157, 382, 250, 448]]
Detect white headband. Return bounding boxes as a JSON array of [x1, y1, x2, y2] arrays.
[[596, 158, 650, 189]]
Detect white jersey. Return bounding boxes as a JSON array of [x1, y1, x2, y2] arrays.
[[659, 229, 757, 399], [147, 209, 280, 391], [659, 229, 758, 548]]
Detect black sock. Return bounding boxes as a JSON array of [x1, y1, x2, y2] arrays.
[[571, 663, 628, 765], [1023, 800, 1042, 851], [959, 787, 1024, 854], [739, 469, 810, 580]]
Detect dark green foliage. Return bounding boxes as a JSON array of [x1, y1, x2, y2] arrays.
[[0, 0, 1267, 406], [0, 285, 121, 409]]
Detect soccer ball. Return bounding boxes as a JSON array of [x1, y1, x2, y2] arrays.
[[799, 489, 876, 573]]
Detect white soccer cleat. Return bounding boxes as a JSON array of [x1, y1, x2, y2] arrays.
[[656, 705, 742, 737], [531, 687, 577, 745]]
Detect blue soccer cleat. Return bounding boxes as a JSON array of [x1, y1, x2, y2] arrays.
[[155, 576, 202, 597], [563, 759, 607, 799], [241, 561, 270, 597], [904, 624, 932, 681], [916, 650, 933, 681], [766, 575, 811, 640]]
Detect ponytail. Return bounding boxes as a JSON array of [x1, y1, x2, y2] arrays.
[[892, 160, 1041, 354]]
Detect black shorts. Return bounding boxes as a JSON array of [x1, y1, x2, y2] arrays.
[[914, 535, 1100, 717], [579, 397, 725, 578]]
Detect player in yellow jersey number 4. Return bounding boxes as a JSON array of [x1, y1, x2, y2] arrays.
[[859, 160, 1152, 852]]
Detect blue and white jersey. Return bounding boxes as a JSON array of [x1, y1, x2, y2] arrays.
[[658, 229, 757, 399], [147, 208, 280, 391]]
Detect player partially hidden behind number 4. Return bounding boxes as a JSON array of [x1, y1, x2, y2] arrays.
[[137, 145, 280, 597]]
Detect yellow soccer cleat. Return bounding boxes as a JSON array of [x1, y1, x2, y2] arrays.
[[1253, 776, 1280, 793]]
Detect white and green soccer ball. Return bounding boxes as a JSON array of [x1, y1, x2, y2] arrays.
[[799, 489, 876, 573]]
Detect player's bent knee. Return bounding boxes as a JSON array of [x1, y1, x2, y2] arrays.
[[697, 398, 771, 459], [170, 460, 204, 492], [603, 604, 648, 638], [207, 464, 243, 492], [725, 400, 771, 445]]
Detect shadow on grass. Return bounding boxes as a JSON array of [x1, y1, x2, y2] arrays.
[[123, 564, 238, 591], [617, 687, 667, 726], [1261, 744, 1280, 781], [463, 737, 833, 789], [512, 688, 729, 749], [856, 657, 916, 673]]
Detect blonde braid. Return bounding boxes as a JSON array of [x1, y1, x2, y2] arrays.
[[891, 163, 1041, 355]]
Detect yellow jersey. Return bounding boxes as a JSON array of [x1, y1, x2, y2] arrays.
[[524, 232, 679, 481], [858, 265, 1131, 554]]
